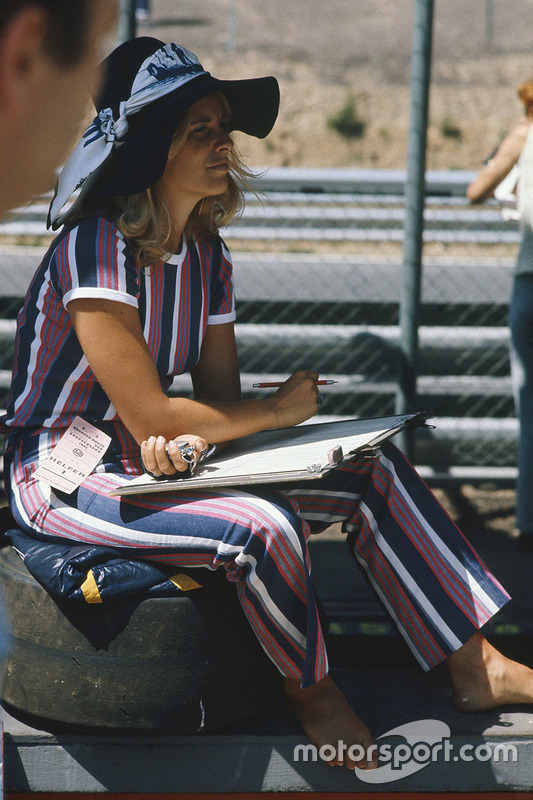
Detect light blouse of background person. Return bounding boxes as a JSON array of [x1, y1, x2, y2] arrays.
[[467, 80, 533, 542], [466, 79, 533, 205]]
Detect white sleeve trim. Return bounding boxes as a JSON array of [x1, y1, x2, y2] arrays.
[[63, 287, 139, 309], [207, 310, 237, 325]]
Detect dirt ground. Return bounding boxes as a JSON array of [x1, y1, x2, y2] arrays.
[[144, 0, 533, 171], [434, 484, 517, 539]]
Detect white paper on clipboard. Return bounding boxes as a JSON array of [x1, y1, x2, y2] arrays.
[[110, 412, 428, 497]]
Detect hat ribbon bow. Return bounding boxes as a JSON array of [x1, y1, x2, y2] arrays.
[[87, 103, 130, 147], [48, 43, 206, 229]]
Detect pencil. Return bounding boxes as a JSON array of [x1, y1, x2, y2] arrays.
[[252, 380, 338, 388]]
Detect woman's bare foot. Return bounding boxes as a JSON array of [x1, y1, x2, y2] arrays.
[[447, 632, 533, 711], [283, 675, 377, 770]]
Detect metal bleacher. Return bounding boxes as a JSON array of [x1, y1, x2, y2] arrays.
[[0, 167, 520, 485]]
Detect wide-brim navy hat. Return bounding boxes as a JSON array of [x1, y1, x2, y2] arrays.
[[48, 37, 280, 228]]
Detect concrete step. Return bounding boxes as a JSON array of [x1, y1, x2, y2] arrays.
[[234, 323, 511, 377], [224, 224, 521, 245], [3, 526, 533, 794], [248, 166, 478, 196], [162, 372, 515, 409], [3, 668, 533, 793], [0, 249, 515, 306], [234, 255, 513, 304], [227, 204, 516, 232], [0, 321, 512, 378], [0, 216, 519, 243]]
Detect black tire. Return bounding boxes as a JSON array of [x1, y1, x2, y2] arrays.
[[0, 542, 282, 733]]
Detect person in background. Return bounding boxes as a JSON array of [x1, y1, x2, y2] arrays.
[[0, 0, 117, 674], [467, 81, 533, 545], [0, 0, 117, 217]]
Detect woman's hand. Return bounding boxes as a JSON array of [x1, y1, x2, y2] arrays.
[[266, 370, 320, 429], [141, 434, 209, 477]]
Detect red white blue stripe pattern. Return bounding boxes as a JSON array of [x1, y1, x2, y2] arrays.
[[5, 216, 235, 430], [4, 216, 510, 687]]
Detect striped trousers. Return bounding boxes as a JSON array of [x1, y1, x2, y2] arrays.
[[6, 427, 509, 688]]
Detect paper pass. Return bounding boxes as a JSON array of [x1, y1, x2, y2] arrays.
[[33, 417, 111, 494]]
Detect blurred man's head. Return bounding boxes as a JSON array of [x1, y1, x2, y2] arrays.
[[0, 0, 117, 214]]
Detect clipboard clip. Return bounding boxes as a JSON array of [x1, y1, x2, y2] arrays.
[[307, 464, 323, 475], [327, 445, 343, 466], [359, 446, 382, 459]]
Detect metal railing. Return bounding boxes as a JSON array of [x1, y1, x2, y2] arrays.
[[0, 169, 513, 246], [0, 168, 518, 481]]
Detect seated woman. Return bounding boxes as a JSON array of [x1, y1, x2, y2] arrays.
[[4, 37, 533, 771]]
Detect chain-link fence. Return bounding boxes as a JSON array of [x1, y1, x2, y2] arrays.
[[220, 174, 518, 474], [0, 170, 520, 476], [1, 0, 529, 478]]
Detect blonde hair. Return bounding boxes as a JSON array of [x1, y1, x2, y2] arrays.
[[518, 79, 533, 113], [114, 95, 255, 269]]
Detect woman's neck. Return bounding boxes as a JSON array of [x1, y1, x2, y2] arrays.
[[157, 182, 198, 249]]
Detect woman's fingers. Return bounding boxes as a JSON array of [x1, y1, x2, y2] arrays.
[[154, 435, 178, 474], [268, 370, 321, 428], [141, 436, 158, 475], [141, 435, 173, 476], [141, 435, 209, 476]]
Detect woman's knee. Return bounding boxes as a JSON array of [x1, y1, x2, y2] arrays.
[[251, 514, 309, 557]]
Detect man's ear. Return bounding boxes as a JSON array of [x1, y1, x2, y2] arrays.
[[0, 7, 49, 114]]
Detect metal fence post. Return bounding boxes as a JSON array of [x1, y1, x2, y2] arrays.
[[118, 0, 137, 43], [395, 0, 434, 459], [485, 0, 494, 50], [227, 0, 237, 53]]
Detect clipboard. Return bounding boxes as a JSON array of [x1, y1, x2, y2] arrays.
[[109, 412, 428, 497]]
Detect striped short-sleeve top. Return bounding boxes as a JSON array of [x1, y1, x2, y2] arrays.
[[5, 216, 236, 430]]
